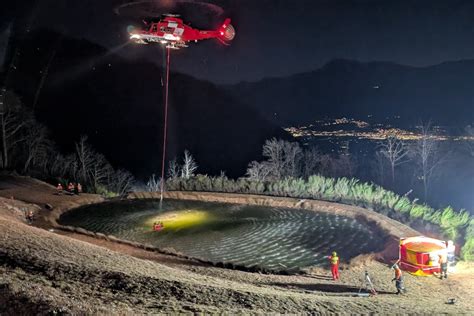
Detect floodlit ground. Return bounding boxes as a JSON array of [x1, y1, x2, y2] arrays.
[[0, 175, 473, 314]]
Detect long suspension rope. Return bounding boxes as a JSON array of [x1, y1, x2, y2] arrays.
[[160, 46, 171, 204]]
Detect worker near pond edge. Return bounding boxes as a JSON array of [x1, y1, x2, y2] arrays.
[[153, 221, 164, 231], [75, 183, 82, 195], [327, 251, 340, 280], [392, 263, 405, 294], [56, 183, 63, 195], [67, 182, 74, 193]]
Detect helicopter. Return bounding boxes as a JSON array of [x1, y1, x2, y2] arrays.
[[129, 14, 235, 49]]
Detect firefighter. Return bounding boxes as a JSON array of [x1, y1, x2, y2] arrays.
[[67, 182, 75, 194], [25, 210, 34, 224], [56, 183, 64, 195], [327, 251, 340, 280], [392, 263, 405, 294], [153, 221, 163, 231], [439, 251, 448, 279], [76, 183, 82, 195]]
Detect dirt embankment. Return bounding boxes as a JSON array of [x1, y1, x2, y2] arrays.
[[1, 176, 473, 314], [0, 175, 104, 227]]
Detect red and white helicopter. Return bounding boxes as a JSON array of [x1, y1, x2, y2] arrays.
[[129, 14, 235, 49]]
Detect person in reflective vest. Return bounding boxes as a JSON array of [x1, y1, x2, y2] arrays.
[[327, 251, 340, 280], [392, 263, 405, 294]]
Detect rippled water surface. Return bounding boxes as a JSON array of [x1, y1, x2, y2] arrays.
[[59, 199, 385, 271]]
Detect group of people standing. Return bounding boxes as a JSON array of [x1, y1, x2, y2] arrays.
[[327, 250, 451, 295], [56, 182, 82, 195], [326, 251, 406, 295]]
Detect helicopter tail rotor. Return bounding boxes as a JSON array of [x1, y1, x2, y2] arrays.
[[218, 18, 236, 43]]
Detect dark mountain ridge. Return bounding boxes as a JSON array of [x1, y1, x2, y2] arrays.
[[3, 29, 290, 179], [228, 58, 474, 127]]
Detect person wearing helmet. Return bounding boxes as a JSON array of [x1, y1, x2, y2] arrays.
[[25, 210, 34, 224], [327, 251, 340, 280], [391, 263, 405, 294], [56, 183, 64, 195], [67, 182, 75, 195]]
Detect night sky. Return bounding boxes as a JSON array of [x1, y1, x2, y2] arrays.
[[3, 0, 474, 83]]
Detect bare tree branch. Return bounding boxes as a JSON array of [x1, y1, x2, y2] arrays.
[[410, 121, 447, 201], [167, 158, 180, 179], [109, 169, 134, 197], [262, 138, 303, 180], [146, 174, 161, 192], [246, 160, 272, 181], [378, 135, 410, 183], [181, 150, 197, 179]]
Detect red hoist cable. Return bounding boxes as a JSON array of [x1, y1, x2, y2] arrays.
[[160, 46, 171, 204]]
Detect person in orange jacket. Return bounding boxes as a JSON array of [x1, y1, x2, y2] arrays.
[[327, 251, 340, 280], [392, 263, 405, 294], [153, 221, 164, 231]]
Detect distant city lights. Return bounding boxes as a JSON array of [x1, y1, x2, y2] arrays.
[[285, 118, 474, 142]]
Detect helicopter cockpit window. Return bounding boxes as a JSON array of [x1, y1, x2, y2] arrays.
[[151, 24, 157, 32]]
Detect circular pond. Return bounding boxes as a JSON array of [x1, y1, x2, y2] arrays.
[[59, 199, 386, 271]]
